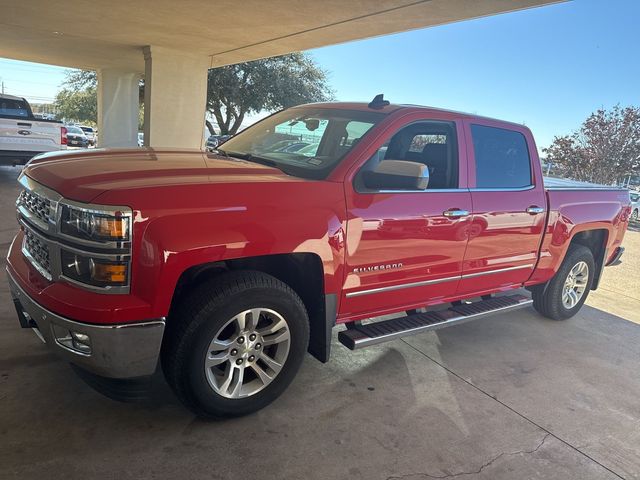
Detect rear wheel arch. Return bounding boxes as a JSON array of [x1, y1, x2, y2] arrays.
[[567, 229, 609, 290], [532, 243, 595, 320], [170, 253, 333, 363], [528, 227, 609, 298]]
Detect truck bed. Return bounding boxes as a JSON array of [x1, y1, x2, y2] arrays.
[[543, 176, 627, 191], [528, 182, 631, 288]]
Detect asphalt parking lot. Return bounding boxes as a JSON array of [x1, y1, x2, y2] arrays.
[[1, 165, 639, 480]]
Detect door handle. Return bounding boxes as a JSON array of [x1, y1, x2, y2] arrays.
[[443, 209, 470, 218], [526, 206, 545, 215]]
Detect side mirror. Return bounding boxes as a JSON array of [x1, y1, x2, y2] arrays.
[[363, 160, 429, 191]]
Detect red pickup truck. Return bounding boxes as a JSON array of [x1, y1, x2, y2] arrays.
[[7, 97, 631, 417]]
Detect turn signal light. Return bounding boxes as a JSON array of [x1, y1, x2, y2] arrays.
[[92, 263, 127, 283], [61, 249, 129, 288], [94, 216, 127, 239]]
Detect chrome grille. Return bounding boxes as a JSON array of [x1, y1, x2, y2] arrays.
[[15, 174, 132, 293], [23, 227, 52, 279], [18, 189, 53, 225]]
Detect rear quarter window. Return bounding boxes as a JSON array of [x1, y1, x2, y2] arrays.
[[471, 124, 532, 189]]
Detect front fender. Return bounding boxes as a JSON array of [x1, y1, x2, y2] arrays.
[[121, 184, 347, 318]]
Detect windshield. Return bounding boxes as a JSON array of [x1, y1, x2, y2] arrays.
[[217, 107, 385, 179], [67, 126, 83, 134]]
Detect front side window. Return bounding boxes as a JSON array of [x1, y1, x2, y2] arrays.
[[217, 108, 385, 179], [471, 124, 532, 188], [356, 121, 459, 191]]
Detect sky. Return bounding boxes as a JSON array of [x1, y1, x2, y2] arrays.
[[0, 0, 638, 151]]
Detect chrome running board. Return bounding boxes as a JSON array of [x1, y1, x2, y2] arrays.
[[338, 294, 532, 350]]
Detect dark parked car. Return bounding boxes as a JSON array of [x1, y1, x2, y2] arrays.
[[65, 125, 89, 148]]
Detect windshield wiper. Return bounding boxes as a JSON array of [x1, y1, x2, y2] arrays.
[[225, 151, 277, 167], [217, 151, 290, 174], [243, 154, 279, 168], [213, 148, 230, 158]]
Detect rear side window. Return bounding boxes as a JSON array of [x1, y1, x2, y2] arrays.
[[471, 124, 532, 188]]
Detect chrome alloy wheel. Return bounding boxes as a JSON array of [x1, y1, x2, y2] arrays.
[[204, 308, 291, 399], [562, 261, 589, 309]]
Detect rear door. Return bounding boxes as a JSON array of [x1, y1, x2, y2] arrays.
[[340, 112, 472, 319], [456, 120, 546, 297]]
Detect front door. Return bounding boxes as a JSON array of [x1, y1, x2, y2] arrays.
[[340, 117, 472, 320]]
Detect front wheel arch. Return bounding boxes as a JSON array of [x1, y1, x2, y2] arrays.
[[169, 253, 333, 363], [161, 270, 310, 417]]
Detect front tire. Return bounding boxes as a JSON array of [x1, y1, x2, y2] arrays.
[[162, 271, 309, 418], [532, 244, 595, 321]]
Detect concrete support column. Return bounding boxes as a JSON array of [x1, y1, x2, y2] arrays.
[[143, 46, 210, 149], [97, 68, 140, 147]]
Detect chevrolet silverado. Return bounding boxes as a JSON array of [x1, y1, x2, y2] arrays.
[[7, 96, 631, 417]]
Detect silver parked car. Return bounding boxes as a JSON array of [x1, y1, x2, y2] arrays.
[[630, 191, 639, 222], [78, 125, 97, 146]]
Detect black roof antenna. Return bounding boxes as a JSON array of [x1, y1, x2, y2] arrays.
[[368, 94, 390, 110]]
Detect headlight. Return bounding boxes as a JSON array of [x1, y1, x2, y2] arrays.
[[61, 249, 129, 287], [60, 204, 130, 242]]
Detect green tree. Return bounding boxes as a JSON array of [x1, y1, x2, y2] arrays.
[[54, 71, 97, 125], [55, 52, 333, 135], [54, 70, 144, 128], [544, 105, 640, 184], [63, 70, 97, 90], [207, 53, 334, 135]]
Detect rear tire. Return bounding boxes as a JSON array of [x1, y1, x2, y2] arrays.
[[532, 244, 594, 321], [162, 270, 309, 418]]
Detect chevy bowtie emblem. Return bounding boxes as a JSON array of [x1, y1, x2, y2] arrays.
[[18, 130, 32, 135], [353, 263, 403, 273]]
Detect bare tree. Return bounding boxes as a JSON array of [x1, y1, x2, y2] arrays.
[[544, 105, 640, 184]]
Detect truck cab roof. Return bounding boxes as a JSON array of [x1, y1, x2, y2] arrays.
[[302, 100, 530, 130], [0, 93, 27, 102]]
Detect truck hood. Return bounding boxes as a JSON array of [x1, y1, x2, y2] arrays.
[[23, 148, 290, 203]]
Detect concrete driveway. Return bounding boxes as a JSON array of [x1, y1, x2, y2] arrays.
[[0, 165, 638, 480]]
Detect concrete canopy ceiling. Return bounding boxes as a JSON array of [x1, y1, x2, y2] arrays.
[[0, 0, 563, 72]]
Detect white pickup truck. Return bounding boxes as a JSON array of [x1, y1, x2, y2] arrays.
[[0, 94, 67, 165]]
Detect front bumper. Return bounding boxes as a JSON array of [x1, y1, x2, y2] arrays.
[[7, 269, 165, 379]]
